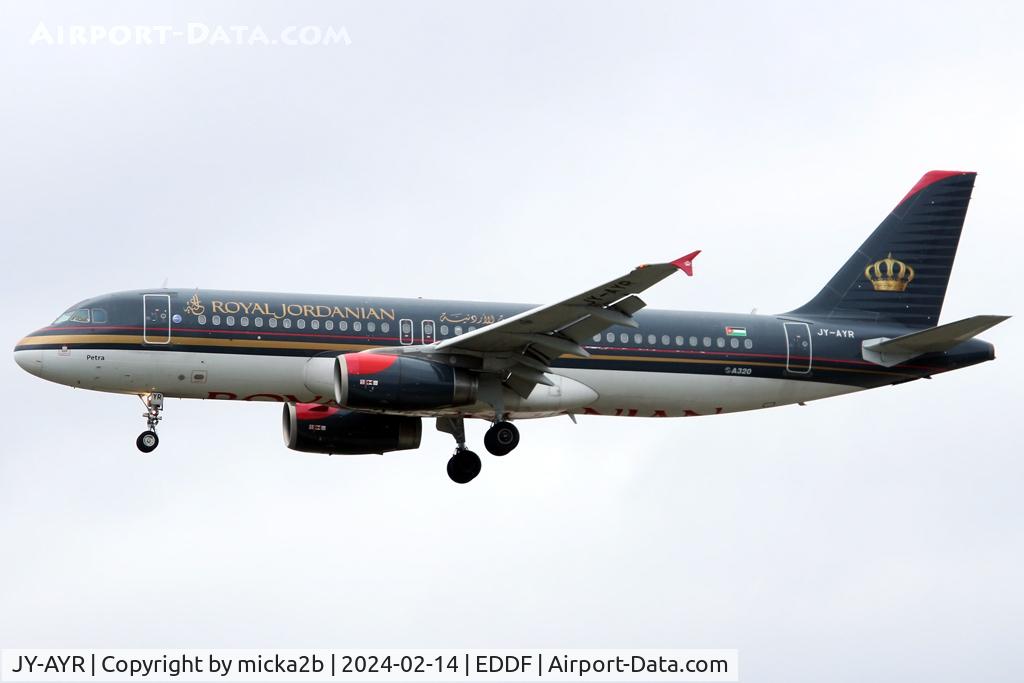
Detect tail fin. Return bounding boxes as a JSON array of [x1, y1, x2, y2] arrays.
[[789, 170, 976, 328]]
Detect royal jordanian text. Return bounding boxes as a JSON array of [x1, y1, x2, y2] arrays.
[[1, 649, 738, 681], [209, 300, 396, 320]]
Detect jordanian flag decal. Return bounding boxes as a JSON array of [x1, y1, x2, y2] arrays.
[[725, 326, 747, 337]]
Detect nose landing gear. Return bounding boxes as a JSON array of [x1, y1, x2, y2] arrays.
[[136, 392, 164, 453]]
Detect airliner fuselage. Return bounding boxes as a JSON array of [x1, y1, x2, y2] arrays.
[[11, 171, 1008, 482], [13, 288, 993, 417]]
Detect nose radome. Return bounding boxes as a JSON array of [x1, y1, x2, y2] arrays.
[[14, 348, 43, 377]]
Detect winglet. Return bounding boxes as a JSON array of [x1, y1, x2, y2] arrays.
[[671, 250, 701, 276]]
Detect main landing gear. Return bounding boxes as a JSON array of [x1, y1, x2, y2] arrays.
[[484, 420, 519, 456], [437, 417, 520, 483], [136, 392, 164, 453]]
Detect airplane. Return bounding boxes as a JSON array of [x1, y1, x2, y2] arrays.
[[13, 171, 1008, 483]]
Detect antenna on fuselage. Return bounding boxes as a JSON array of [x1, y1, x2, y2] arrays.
[[161, 277, 169, 289]]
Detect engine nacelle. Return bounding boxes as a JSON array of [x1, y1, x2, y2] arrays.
[[282, 403, 422, 455], [335, 353, 478, 411]]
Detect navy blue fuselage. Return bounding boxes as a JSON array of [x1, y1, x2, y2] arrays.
[[15, 288, 995, 391]]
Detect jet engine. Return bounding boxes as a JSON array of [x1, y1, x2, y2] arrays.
[[282, 403, 422, 455], [334, 353, 478, 411]]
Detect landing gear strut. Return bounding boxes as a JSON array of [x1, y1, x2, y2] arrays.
[[484, 420, 519, 456], [136, 392, 164, 453], [437, 416, 481, 484]]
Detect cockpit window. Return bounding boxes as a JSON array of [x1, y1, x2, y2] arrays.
[[68, 309, 91, 323], [91, 308, 108, 323], [53, 312, 72, 324]]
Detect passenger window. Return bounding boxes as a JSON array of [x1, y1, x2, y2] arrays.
[[198, 315, 207, 325], [690, 336, 698, 347], [240, 316, 249, 327], [381, 322, 390, 333], [716, 337, 725, 348], [454, 325, 463, 335], [212, 315, 221, 325], [311, 319, 320, 330], [353, 321, 362, 332], [69, 309, 90, 323], [440, 324, 449, 336], [620, 332, 629, 343], [226, 316, 235, 326], [255, 317, 263, 327], [606, 332, 615, 342], [296, 319, 306, 329], [702, 336, 711, 347], [324, 320, 333, 331], [91, 308, 108, 323], [730, 337, 739, 348], [675, 335, 684, 346], [662, 335, 670, 346], [367, 322, 375, 332], [282, 319, 292, 329], [648, 334, 656, 345], [634, 333, 643, 344], [268, 318, 278, 328], [469, 326, 477, 332], [593, 334, 601, 342], [744, 338, 753, 350]]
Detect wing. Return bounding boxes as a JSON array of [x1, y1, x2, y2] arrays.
[[427, 250, 701, 396]]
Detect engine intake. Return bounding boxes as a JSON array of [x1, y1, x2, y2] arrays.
[[282, 403, 422, 455], [335, 353, 478, 411]]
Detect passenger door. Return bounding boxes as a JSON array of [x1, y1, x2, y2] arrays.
[[784, 322, 812, 373], [143, 294, 171, 344]]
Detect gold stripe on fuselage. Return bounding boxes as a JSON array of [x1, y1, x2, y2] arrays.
[[15, 334, 914, 378]]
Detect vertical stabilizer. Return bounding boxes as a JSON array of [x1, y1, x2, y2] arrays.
[[789, 171, 975, 328]]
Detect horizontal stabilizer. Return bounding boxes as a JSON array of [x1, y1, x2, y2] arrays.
[[862, 315, 1009, 367]]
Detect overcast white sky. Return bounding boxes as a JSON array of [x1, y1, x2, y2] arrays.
[[1, 1, 1022, 681]]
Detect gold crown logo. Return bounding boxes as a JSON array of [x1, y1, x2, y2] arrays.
[[865, 253, 914, 292]]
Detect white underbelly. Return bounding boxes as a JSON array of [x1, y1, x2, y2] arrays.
[[555, 367, 860, 417], [38, 349, 861, 417], [39, 348, 319, 401]]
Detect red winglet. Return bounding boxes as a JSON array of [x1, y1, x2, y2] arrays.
[[671, 250, 701, 276]]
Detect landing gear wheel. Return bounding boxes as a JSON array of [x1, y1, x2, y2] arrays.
[[136, 430, 159, 453], [447, 449, 482, 484], [484, 421, 520, 456], [136, 393, 164, 453]]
